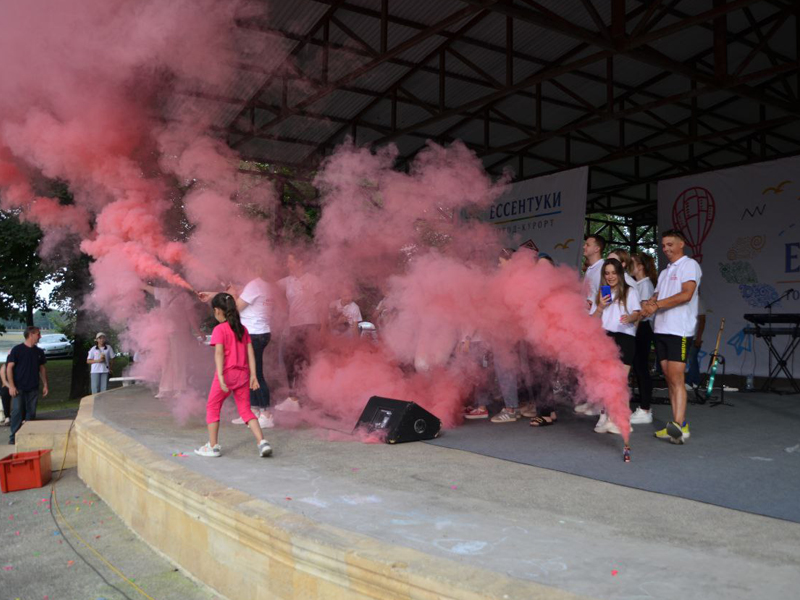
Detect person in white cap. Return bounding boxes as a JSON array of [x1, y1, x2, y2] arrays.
[[87, 332, 115, 394]]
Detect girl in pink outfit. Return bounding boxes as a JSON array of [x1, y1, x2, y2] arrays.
[[195, 293, 272, 458]]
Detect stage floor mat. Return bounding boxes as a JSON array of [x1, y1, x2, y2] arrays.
[[84, 386, 800, 600], [426, 393, 800, 523]]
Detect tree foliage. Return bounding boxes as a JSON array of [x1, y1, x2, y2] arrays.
[[0, 211, 55, 330]]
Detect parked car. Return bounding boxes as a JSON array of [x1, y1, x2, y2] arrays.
[[38, 334, 74, 358]]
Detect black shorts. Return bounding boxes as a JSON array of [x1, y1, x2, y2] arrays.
[[654, 334, 693, 363], [607, 331, 636, 366]]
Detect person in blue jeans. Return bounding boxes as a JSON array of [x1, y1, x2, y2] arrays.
[[7, 326, 48, 445], [87, 332, 115, 394]]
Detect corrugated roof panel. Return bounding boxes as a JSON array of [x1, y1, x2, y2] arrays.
[[235, 137, 311, 164], [266, 1, 330, 35], [271, 115, 344, 144]]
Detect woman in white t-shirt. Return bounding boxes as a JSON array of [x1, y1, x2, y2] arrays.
[[87, 332, 115, 394], [629, 252, 658, 424], [591, 258, 641, 434]]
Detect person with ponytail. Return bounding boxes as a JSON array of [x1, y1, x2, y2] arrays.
[[195, 293, 272, 458]]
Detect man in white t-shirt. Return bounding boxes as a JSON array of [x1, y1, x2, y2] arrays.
[[582, 234, 605, 308], [275, 254, 324, 411], [640, 230, 702, 444], [329, 292, 363, 336], [574, 234, 605, 416]]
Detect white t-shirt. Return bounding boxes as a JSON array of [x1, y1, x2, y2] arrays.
[[239, 278, 273, 335], [330, 299, 363, 334], [278, 274, 322, 327], [635, 277, 656, 323], [653, 255, 702, 337], [87, 346, 115, 374], [582, 259, 604, 304], [331, 300, 362, 325], [591, 287, 641, 336]]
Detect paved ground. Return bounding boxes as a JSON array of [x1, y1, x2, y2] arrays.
[[0, 467, 220, 600], [90, 385, 800, 600]]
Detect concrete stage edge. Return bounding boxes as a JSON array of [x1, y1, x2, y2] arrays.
[[75, 392, 581, 600]]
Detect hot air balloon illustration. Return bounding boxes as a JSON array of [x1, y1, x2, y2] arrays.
[[672, 187, 716, 263]]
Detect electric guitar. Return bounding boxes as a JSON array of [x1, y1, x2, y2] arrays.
[[698, 318, 725, 403]]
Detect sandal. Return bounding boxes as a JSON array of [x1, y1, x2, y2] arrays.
[[530, 416, 555, 427]]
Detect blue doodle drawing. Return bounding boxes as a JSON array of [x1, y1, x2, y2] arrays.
[[739, 284, 781, 308], [779, 223, 796, 237], [727, 328, 753, 356]]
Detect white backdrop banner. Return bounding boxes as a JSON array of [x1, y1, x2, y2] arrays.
[[485, 166, 588, 267], [657, 156, 800, 378]]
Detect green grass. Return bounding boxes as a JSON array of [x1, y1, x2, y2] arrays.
[[38, 356, 131, 412]]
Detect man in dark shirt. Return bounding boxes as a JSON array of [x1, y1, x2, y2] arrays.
[[7, 326, 48, 445]]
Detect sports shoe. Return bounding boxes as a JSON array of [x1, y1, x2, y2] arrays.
[[490, 408, 520, 423], [258, 412, 275, 429], [274, 397, 301, 412], [582, 404, 601, 416], [464, 406, 489, 420], [194, 443, 221, 457], [654, 426, 671, 440], [666, 421, 684, 444], [232, 416, 245, 425], [574, 402, 590, 414], [722, 385, 739, 392], [593, 413, 608, 432], [519, 404, 538, 418], [258, 440, 273, 457], [629, 407, 653, 424], [595, 418, 629, 435], [684, 383, 697, 392]]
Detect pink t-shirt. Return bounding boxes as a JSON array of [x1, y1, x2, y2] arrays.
[[210, 322, 251, 374]]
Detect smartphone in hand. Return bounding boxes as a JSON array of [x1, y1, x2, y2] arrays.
[[600, 285, 612, 300]]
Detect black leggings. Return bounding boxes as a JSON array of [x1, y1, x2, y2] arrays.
[[249, 333, 271, 409], [633, 321, 654, 410], [283, 325, 320, 392], [1, 386, 10, 418]]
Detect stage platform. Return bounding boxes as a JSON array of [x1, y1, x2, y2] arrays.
[[75, 386, 800, 600]]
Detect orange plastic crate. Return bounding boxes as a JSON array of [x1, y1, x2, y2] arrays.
[[0, 450, 52, 493]]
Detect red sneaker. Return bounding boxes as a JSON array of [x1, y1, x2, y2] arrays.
[[464, 406, 489, 420]]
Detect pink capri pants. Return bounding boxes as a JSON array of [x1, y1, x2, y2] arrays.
[[206, 369, 256, 424]]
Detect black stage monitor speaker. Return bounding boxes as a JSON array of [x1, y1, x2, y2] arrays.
[[355, 396, 442, 444]]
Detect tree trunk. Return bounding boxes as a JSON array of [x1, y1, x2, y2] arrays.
[[69, 307, 91, 400], [25, 286, 35, 326], [68, 257, 92, 401]]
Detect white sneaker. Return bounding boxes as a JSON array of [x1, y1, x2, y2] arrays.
[[684, 383, 697, 392], [574, 402, 590, 414], [274, 397, 301, 412], [595, 418, 630, 435], [630, 407, 653, 424], [593, 413, 608, 433], [257, 412, 274, 429], [258, 440, 273, 457], [232, 416, 245, 425], [722, 385, 739, 392], [194, 443, 221, 458]]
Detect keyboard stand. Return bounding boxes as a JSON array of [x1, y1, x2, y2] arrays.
[[760, 334, 800, 394]]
